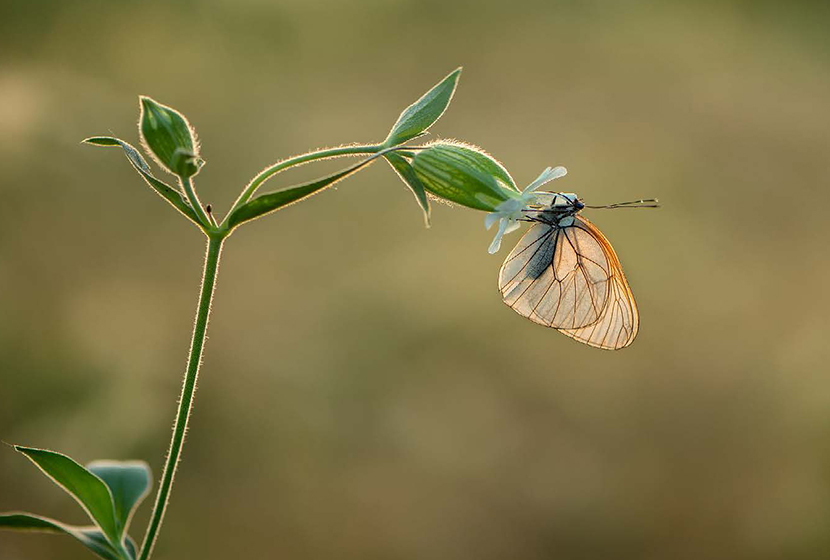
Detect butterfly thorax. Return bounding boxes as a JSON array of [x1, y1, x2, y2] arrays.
[[527, 192, 585, 228]]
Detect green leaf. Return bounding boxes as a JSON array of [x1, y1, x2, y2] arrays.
[[384, 152, 430, 226], [83, 136, 203, 226], [0, 513, 126, 560], [227, 149, 394, 230], [138, 96, 202, 178], [384, 68, 462, 147], [13, 446, 119, 544], [86, 461, 151, 535], [83, 137, 121, 146]]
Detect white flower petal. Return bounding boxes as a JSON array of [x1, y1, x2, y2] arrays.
[[488, 218, 509, 254], [549, 165, 568, 180], [493, 196, 521, 213], [488, 236, 503, 254], [484, 212, 501, 230], [522, 165, 568, 194], [504, 220, 521, 234], [522, 167, 553, 193]]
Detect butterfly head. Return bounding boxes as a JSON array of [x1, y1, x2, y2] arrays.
[[550, 192, 583, 210]]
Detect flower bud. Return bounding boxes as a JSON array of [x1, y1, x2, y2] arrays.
[[139, 96, 202, 178], [411, 142, 518, 211]]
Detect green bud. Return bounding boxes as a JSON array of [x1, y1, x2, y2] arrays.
[[138, 96, 202, 178], [411, 142, 518, 211]]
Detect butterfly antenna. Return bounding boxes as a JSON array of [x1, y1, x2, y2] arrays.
[[585, 198, 660, 209]]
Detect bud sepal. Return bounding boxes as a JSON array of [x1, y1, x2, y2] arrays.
[[138, 96, 202, 178], [411, 141, 518, 211]]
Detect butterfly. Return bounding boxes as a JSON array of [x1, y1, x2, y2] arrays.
[[498, 193, 657, 350]]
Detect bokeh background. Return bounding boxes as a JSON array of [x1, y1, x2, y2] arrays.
[[2, 1, 830, 559]]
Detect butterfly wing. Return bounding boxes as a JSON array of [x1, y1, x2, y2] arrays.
[[557, 216, 639, 349], [498, 216, 639, 350], [498, 220, 611, 329]]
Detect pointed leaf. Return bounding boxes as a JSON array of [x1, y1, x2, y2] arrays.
[[384, 68, 462, 147], [86, 461, 151, 534], [83, 136, 202, 226], [83, 137, 121, 146], [227, 149, 395, 230], [0, 513, 124, 560], [14, 446, 119, 544], [384, 152, 430, 226]]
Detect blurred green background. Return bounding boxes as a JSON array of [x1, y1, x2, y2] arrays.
[[2, 1, 830, 559]]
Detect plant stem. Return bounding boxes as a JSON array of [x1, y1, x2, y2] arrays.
[[181, 176, 211, 228], [137, 234, 225, 560], [222, 143, 382, 225]]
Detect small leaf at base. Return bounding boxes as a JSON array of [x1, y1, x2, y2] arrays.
[[87, 461, 151, 535], [13, 446, 120, 544], [0, 513, 126, 560]]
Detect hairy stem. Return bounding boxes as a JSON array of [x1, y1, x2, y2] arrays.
[[138, 234, 224, 560], [181, 176, 211, 228]]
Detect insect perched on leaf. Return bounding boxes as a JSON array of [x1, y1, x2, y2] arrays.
[[497, 192, 658, 350]]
